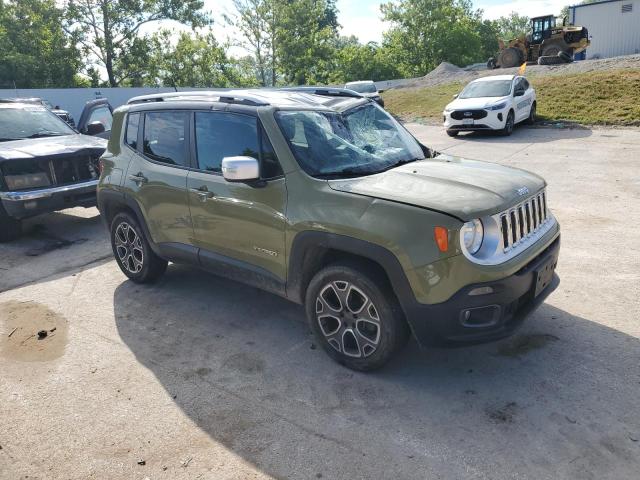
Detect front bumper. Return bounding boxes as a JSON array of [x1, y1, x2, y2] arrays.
[[0, 179, 98, 219], [444, 109, 507, 131], [405, 235, 560, 346]]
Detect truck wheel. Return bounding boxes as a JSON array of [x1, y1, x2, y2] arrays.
[[0, 206, 22, 242], [501, 111, 515, 136], [305, 263, 409, 371], [446, 130, 459, 137], [498, 47, 522, 68], [487, 57, 497, 70], [110, 212, 167, 283]]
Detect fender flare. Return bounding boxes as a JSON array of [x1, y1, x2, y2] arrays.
[[286, 231, 417, 309]]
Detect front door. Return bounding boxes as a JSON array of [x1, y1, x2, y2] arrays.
[[124, 110, 194, 251], [513, 78, 534, 122], [186, 111, 287, 285], [77, 98, 113, 139]]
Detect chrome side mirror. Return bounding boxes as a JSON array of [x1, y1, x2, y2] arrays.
[[221, 156, 260, 182]]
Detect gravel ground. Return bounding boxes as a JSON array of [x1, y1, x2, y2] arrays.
[[395, 54, 640, 89], [1, 125, 639, 479]]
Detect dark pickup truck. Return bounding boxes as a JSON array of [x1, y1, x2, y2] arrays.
[[0, 99, 112, 241]]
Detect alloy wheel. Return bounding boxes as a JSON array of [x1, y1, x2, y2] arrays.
[[315, 281, 381, 358], [114, 222, 144, 274]]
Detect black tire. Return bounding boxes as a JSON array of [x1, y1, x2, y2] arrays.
[[526, 102, 537, 125], [0, 205, 22, 242], [487, 57, 497, 70], [446, 130, 459, 137], [502, 110, 515, 136], [558, 51, 573, 63], [305, 263, 409, 371], [538, 55, 564, 65], [110, 212, 167, 283], [498, 47, 522, 68]]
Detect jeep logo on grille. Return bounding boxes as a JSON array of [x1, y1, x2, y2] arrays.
[[464, 111, 473, 117], [516, 187, 530, 196]]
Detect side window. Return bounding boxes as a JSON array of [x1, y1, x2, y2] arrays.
[[87, 105, 113, 132], [522, 79, 530, 90], [143, 111, 189, 167], [125, 113, 140, 150], [194, 112, 259, 173], [261, 129, 283, 178]]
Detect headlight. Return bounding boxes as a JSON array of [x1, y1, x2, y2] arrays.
[[460, 219, 484, 255], [444, 106, 453, 113], [488, 102, 507, 111]]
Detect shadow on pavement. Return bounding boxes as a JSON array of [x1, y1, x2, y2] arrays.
[[449, 124, 593, 144], [113, 264, 640, 479]]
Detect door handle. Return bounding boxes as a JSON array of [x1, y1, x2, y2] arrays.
[[128, 172, 148, 185], [190, 186, 215, 202]]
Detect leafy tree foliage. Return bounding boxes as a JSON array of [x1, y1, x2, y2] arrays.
[[0, 0, 82, 88], [493, 12, 530, 41], [64, 0, 210, 86], [380, 0, 493, 77], [146, 30, 252, 88]]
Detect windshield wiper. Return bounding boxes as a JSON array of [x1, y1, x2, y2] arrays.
[[26, 131, 66, 139]]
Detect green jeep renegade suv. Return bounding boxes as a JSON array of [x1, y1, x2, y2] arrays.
[[97, 89, 560, 371]]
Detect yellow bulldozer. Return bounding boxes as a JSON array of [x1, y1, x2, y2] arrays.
[[488, 15, 590, 69]]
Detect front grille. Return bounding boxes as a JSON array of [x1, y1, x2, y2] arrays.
[[499, 191, 548, 250], [451, 109, 488, 120]]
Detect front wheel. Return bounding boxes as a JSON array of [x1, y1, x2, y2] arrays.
[[501, 111, 515, 136], [110, 212, 167, 283], [305, 264, 409, 371]]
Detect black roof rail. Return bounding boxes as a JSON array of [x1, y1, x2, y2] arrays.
[[279, 86, 364, 99], [127, 91, 269, 106]]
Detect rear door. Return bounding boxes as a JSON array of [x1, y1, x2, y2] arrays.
[[186, 110, 287, 286], [77, 99, 113, 139], [123, 110, 195, 256]]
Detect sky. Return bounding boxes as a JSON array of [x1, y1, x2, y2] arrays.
[[202, 0, 575, 48]]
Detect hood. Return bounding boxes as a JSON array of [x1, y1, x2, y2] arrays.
[[0, 134, 106, 163], [446, 96, 509, 111], [328, 154, 546, 221]]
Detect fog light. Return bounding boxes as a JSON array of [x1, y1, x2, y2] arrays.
[[468, 286, 494, 296], [498, 113, 503, 122], [24, 201, 38, 210]]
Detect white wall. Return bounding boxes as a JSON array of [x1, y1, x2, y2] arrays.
[[0, 87, 214, 121], [572, 0, 640, 59]]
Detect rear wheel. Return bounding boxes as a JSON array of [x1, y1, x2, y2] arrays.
[[305, 264, 409, 371], [0, 205, 22, 242], [527, 102, 537, 125], [501, 111, 515, 136], [110, 212, 167, 283], [446, 130, 459, 137]]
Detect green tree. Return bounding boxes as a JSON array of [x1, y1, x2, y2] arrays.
[[64, 0, 210, 86], [0, 0, 82, 88], [227, 0, 278, 86], [494, 12, 530, 41], [380, 0, 488, 76], [275, 0, 340, 85], [331, 37, 400, 83], [147, 30, 253, 88]]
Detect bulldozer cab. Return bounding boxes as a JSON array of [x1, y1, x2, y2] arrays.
[[531, 15, 556, 44]]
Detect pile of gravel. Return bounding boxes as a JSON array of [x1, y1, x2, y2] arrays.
[[391, 54, 640, 90]]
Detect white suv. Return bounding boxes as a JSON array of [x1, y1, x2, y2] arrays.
[[443, 75, 536, 137], [345, 80, 384, 107]]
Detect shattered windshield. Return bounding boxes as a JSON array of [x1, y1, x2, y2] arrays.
[[275, 103, 425, 177], [0, 107, 75, 141]]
